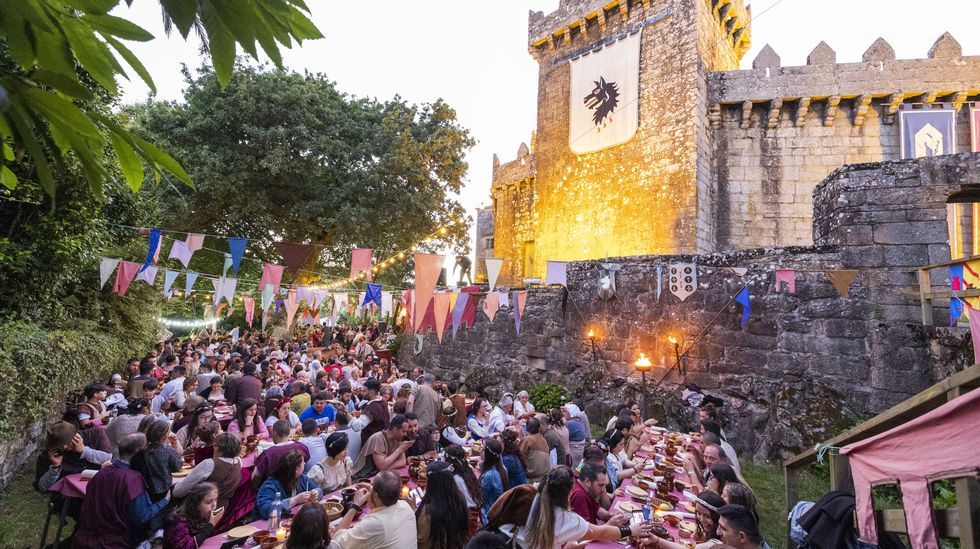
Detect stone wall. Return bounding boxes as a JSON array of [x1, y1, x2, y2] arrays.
[[708, 34, 980, 250], [0, 419, 45, 490], [405, 154, 979, 461], [490, 142, 536, 286]]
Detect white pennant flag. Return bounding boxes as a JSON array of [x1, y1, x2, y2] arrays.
[[100, 257, 120, 289], [230, 326, 240, 343], [184, 271, 199, 295], [163, 269, 180, 296], [381, 292, 393, 317], [486, 258, 504, 291], [221, 277, 238, 305]]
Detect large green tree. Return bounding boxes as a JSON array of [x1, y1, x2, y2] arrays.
[[127, 63, 474, 288]]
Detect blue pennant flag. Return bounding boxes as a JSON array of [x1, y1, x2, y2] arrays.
[[735, 287, 751, 328], [228, 237, 247, 274], [139, 229, 161, 273], [951, 297, 965, 327], [362, 283, 382, 309]]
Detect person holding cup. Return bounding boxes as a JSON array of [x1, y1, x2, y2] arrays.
[[256, 450, 319, 519], [163, 482, 225, 549]]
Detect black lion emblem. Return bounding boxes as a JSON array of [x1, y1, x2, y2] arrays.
[[583, 77, 620, 127]]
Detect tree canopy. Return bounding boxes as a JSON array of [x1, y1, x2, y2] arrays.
[[0, 0, 322, 203], [127, 63, 474, 287]]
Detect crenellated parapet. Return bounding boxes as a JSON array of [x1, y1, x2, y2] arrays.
[[708, 33, 980, 129], [491, 136, 536, 193]]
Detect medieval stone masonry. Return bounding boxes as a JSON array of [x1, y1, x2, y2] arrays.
[[479, 0, 980, 285]]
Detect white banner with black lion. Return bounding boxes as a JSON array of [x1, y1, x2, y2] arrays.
[[568, 30, 641, 155]]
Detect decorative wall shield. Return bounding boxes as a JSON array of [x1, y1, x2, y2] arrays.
[[669, 263, 698, 302], [598, 263, 621, 301]]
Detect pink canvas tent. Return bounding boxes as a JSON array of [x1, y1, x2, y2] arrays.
[[841, 388, 980, 549]]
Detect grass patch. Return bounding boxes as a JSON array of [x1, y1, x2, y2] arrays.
[[0, 461, 59, 548], [741, 460, 830, 548]]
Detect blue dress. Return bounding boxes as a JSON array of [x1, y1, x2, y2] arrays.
[[480, 467, 504, 523], [502, 454, 528, 488], [256, 474, 317, 519]]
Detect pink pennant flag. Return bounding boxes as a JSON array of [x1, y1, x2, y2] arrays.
[[775, 268, 796, 293], [433, 293, 452, 343], [516, 290, 528, 315], [168, 240, 194, 268], [414, 253, 445, 330], [184, 233, 205, 252], [285, 289, 300, 330], [243, 293, 255, 328], [260, 263, 285, 294], [484, 292, 500, 322], [969, 305, 980, 365], [112, 261, 140, 296], [351, 248, 373, 281]]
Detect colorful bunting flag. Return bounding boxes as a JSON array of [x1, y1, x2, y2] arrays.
[[826, 270, 858, 297], [113, 261, 140, 296], [285, 289, 299, 328], [243, 292, 255, 327], [485, 258, 504, 291], [260, 263, 285, 294], [735, 287, 751, 328], [184, 233, 205, 252], [544, 261, 568, 287], [363, 283, 383, 310], [484, 292, 500, 322], [274, 242, 315, 275], [381, 292, 393, 317], [334, 293, 349, 318], [168, 240, 194, 268], [968, 305, 980, 365], [228, 237, 247, 274], [963, 260, 980, 288], [163, 269, 179, 296], [498, 291, 510, 308], [951, 297, 965, 327], [775, 268, 796, 293], [669, 263, 698, 301], [730, 267, 748, 276], [297, 286, 312, 305], [261, 284, 275, 313], [451, 293, 470, 338], [136, 265, 158, 286], [433, 293, 452, 342], [220, 277, 237, 305], [185, 271, 199, 295], [513, 290, 528, 334], [951, 264, 966, 291], [414, 253, 445, 332], [351, 248, 373, 281], [100, 257, 120, 289], [230, 327, 240, 343], [139, 229, 161, 273]]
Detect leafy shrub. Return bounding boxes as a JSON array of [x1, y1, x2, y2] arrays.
[[527, 382, 569, 411]]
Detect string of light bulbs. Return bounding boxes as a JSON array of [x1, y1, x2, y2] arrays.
[[157, 316, 222, 329]]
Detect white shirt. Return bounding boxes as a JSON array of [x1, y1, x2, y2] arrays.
[[467, 416, 489, 439], [442, 425, 468, 446], [510, 496, 589, 548], [487, 407, 511, 436], [390, 379, 416, 396], [514, 399, 536, 418], [159, 376, 186, 408], [454, 475, 477, 508], [332, 500, 417, 549]]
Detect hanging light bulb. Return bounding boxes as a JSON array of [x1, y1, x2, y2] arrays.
[[439, 227, 448, 235]]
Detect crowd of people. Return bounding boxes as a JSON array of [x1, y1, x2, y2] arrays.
[[36, 323, 769, 549]]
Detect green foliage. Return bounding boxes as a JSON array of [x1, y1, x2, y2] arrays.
[[0, 0, 322, 202], [931, 479, 956, 509], [527, 382, 568, 411], [126, 63, 474, 289], [389, 333, 405, 358], [741, 461, 830, 548]]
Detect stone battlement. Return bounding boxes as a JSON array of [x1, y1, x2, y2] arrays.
[[709, 33, 980, 129], [491, 136, 536, 190]]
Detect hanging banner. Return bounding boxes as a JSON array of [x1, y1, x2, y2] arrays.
[[285, 289, 299, 328], [433, 293, 452, 343], [362, 283, 383, 310], [775, 268, 796, 293], [113, 261, 140, 297], [971, 106, 980, 152], [484, 292, 500, 322], [261, 284, 275, 313], [569, 30, 642, 155], [168, 240, 194, 268], [228, 237, 247, 274], [274, 242, 316, 275], [139, 229, 161, 273], [826, 269, 859, 297], [544, 261, 568, 287], [899, 109, 956, 159], [451, 293, 470, 338], [381, 292, 394, 317], [163, 269, 179, 296], [414, 253, 446, 330], [951, 297, 965, 327], [296, 286, 312, 305], [669, 263, 698, 302], [599, 263, 620, 301], [136, 265, 158, 286], [244, 293, 255, 327], [260, 263, 285, 294], [351, 248, 373, 281], [100, 257, 120, 289], [735, 287, 751, 328], [485, 258, 504, 291], [184, 233, 205, 252]]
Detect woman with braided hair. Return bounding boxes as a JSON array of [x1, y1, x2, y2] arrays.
[[479, 438, 508, 523], [444, 444, 483, 535]]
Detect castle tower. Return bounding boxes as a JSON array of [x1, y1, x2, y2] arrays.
[[491, 0, 749, 283]]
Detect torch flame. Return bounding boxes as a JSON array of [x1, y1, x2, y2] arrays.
[[668, 335, 678, 344]]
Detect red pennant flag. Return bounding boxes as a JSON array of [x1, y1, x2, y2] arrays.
[[113, 261, 140, 296], [274, 242, 316, 275]]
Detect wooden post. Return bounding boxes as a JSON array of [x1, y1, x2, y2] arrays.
[[955, 477, 979, 548], [784, 465, 800, 549], [918, 268, 934, 326], [829, 452, 854, 493]]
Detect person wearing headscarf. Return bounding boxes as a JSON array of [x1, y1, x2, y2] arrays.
[[563, 403, 588, 468], [487, 393, 515, 436], [513, 391, 536, 420]]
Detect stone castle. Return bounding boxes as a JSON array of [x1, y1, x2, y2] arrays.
[[476, 0, 980, 285]]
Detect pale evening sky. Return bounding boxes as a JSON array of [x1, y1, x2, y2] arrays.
[[113, 0, 980, 260]]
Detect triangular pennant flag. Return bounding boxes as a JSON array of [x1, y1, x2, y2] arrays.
[[451, 292, 470, 338], [413, 253, 446, 329], [285, 289, 300, 329], [296, 286, 313, 306], [274, 242, 316, 275], [230, 327, 240, 343], [261, 284, 275, 313], [334, 293, 349, 318], [100, 257, 120, 289], [139, 229, 161, 273], [136, 265, 158, 286], [184, 271, 199, 295], [498, 291, 510, 308], [544, 261, 568, 287], [184, 233, 205, 252], [163, 269, 180, 296], [513, 290, 528, 334], [433, 293, 452, 343], [260, 263, 285, 294], [243, 292, 255, 327], [362, 283, 383, 309], [656, 265, 662, 301], [775, 269, 796, 293], [951, 297, 965, 327], [734, 287, 751, 328], [228, 237, 247, 274], [484, 292, 500, 322], [168, 240, 194, 268], [210, 277, 222, 294], [351, 248, 373, 282], [381, 292, 393, 317], [485, 258, 504, 291], [215, 302, 228, 317], [826, 270, 858, 297], [221, 277, 237, 305], [222, 253, 233, 276], [968, 305, 980, 364], [113, 261, 140, 296], [460, 288, 479, 328], [401, 290, 414, 331], [669, 263, 698, 301], [730, 267, 748, 276]]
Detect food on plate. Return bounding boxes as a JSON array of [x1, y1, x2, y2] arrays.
[[321, 500, 343, 521], [678, 526, 695, 539], [650, 524, 670, 539], [665, 514, 680, 526], [679, 520, 696, 532], [627, 485, 648, 498], [657, 502, 673, 512], [617, 501, 640, 512], [250, 530, 271, 544], [684, 501, 697, 514]]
